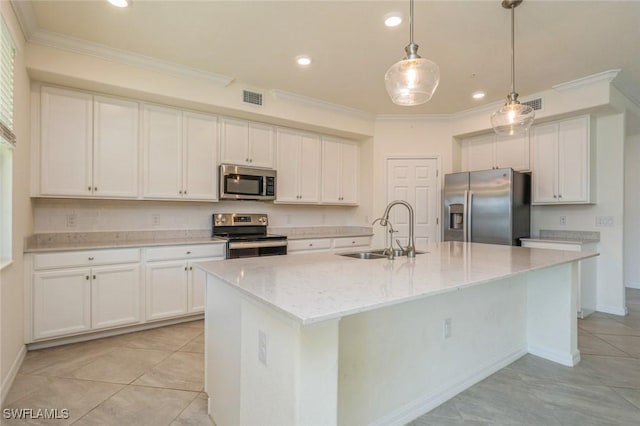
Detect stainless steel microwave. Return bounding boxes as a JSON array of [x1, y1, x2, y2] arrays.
[[219, 164, 276, 201]]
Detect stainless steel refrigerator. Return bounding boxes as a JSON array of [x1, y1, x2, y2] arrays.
[[443, 168, 530, 245]]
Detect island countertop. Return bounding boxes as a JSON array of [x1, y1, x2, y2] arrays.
[[197, 241, 597, 325]]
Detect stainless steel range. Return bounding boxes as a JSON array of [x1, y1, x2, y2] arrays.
[[212, 213, 287, 259]]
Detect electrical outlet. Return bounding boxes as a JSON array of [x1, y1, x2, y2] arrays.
[[559, 216, 567, 226], [595, 216, 614, 227], [258, 330, 267, 366], [443, 318, 452, 339], [66, 213, 77, 228], [152, 214, 161, 227]]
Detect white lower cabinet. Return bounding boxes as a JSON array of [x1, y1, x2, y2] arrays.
[[32, 249, 142, 340], [144, 244, 225, 321]]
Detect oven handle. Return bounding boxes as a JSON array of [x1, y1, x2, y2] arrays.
[[228, 240, 288, 249]]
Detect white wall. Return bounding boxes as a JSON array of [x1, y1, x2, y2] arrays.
[[0, 1, 31, 404], [624, 134, 640, 289]]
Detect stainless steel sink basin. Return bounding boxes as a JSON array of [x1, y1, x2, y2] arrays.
[[338, 249, 428, 259]]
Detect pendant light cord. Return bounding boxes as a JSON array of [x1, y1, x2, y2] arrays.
[[510, 4, 516, 94], [409, 0, 414, 46]]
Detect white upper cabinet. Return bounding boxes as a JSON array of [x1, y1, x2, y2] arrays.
[[143, 105, 218, 201], [275, 128, 321, 203], [461, 132, 530, 172], [93, 96, 139, 198], [531, 115, 595, 205], [39, 87, 139, 198], [220, 117, 274, 168], [321, 137, 359, 205]]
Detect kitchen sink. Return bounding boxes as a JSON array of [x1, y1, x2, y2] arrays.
[[338, 249, 428, 259]]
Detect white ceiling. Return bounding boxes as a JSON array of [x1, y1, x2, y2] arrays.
[[15, 0, 640, 115]]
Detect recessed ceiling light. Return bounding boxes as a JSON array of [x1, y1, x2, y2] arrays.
[[107, 0, 131, 8], [384, 13, 403, 27], [296, 56, 312, 66], [473, 91, 486, 100]]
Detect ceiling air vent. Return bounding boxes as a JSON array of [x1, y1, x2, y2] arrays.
[[522, 97, 543, 111], [243, 90, 263, 106]]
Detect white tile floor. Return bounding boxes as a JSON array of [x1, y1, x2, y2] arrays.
[[4, 289, 640, 425]]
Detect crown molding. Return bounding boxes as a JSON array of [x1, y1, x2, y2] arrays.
[[552, 69, 621, 92], [10, 0, 38, 39], [375, 114, 452, 122], [270, 89, 374, 122]]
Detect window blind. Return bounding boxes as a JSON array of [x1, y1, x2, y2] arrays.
[[0, 16, 16, 147]]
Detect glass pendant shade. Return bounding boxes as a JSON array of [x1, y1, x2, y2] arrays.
[[490, 96, 535, 136], [385, 56, 440, 106]]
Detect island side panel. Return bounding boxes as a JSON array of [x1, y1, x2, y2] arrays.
[[526, 262, 579, 366], [205, 273, 340, 426], [338, 275, 529, 426]]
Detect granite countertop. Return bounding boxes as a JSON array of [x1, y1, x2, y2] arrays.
[[521, 229, 600, 245], [197, 241, 597, 325], [24, 230, 227, 253]]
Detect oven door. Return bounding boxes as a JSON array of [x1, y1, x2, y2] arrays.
[[227, 240, 288, 259]]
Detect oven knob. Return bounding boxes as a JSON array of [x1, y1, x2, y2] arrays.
[[259, 217, 267, 224], [220, 217, 226, 223]]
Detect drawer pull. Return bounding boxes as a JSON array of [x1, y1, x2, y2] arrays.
[[88, 186, 91, 191], [86, 275, 89, 280], [184, 266, 188, 271], [186, 251, 192, 255], [190, 266, 193, 271], [93, 275, 96, 280], [309, 243, 313, 247], [88, 257, 95, 261]]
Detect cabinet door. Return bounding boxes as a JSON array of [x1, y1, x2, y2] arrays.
[[248, 123, 275, 168], [531, 123, 558, 204], [188, 257, 223, 313], [93, 96, 139, 198], [145, 260, 188, 320], [321, 137, 342, 203], [558, 117, 589, 203], [183, 112, 218, 200], [461, 134, 495, 172], [299, 134, 321, 202], [91, 264, 141, 329], [40, 87, 93, 196], [33, 268, 91, 339], [143, 104, 183, 199], [220, 118, 249, 165], [340, 141, 359, 204], [496, 132, 530, 171], [275, 129, 301, 202]]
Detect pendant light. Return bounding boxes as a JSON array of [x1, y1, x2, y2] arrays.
[[491, 0, 534, 136], [384, 0, 439, 106]]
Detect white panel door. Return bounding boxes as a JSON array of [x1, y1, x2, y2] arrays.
[[321, 138, 342, 203], [461, 134, 495, 172], [387, 158, 439, 248], [220, 118, 249, 165], [558, 116, 589, 203], [40, 87, 93, 196], [275, 129, 300, 202], [143, 104, 183, 199], [531, 122, 559, 203], [299, 133, 321, 202], [91, 264, 141, 329], [183, 112, 218, 200], [340, 141, 359, 204], [33, 268, 91, 339], [93, 96, 139, 198], [146, 260, 189, 320], [248, 123, 275, 168]]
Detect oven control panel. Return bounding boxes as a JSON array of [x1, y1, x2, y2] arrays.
[[213, 213, 268, 227]]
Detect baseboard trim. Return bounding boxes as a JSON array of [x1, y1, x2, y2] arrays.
[[596, 304, 628, 316], [1, 345, 27, 407], [528, 345, 580, 367], [370, 347, 528, 426]]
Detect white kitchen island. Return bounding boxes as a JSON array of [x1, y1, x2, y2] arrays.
[[198, 242, 597, 426]]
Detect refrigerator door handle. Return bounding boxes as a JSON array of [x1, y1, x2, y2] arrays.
[[468, 191, 474, 242], [463, 190, 469, 242]]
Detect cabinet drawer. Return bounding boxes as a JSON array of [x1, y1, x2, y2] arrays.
[[33, 248, 140, 270], [287, 239, 332, 252], [145, 243, 226, 261], [333, 236, 371, 249]]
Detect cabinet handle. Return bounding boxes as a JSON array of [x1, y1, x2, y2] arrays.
[[249, 159, 253, 163], [86, 275, 89, 280], [88, 257, 94, 260], [245, 158, 249, 162], [184, 190, 187, 195], [553, 195, 557, 199], [558, 194, 562, 198], [352, 240, 356, 244], [94, 187, 98, 191], [190, 266, 193, 271], [88, 186, 91, 191], [309, 243, 313, 247], [93, 275, 96, 280], [186, 251, 191, 255], [179, 190, 183, 194], [184, 266, 188, 271]]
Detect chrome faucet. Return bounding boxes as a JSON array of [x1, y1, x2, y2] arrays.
[[377, 200, 416, 258]]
